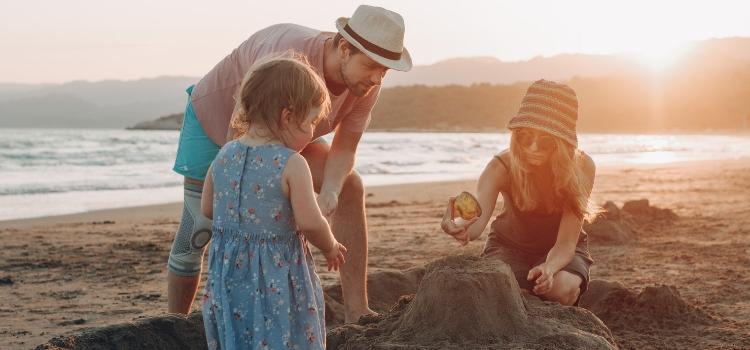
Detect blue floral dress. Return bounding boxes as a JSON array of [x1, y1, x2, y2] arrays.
[[202, 141, 326, 350]]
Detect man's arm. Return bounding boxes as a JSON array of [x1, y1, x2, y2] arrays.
[[317, 127, 362, 219]]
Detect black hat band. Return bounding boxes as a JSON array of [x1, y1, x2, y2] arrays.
[[343, 24, 402, 61]]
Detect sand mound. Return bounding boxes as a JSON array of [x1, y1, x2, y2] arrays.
[[35, 266, 427, 350], [35, 311, 207, 350], [327, 255, 616, 349], [324, 265, 426, 327], [584, 199, 679, 244], [580, 279, 716, 333], [621, 199, 678, 229], [584, 201, 636, 244]]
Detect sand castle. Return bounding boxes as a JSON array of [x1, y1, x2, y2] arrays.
[[327, 255, 616, 349]]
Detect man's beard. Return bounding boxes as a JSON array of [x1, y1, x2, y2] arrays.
[[340, 59, 373, 98]]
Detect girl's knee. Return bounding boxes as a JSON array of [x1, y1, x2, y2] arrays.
[[544, 283, 580, 306]]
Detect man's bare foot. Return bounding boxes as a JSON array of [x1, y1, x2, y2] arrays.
[[345, 308, 377, 324]]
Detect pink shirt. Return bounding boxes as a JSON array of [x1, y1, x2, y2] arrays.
[[191, 23, 380, 146]]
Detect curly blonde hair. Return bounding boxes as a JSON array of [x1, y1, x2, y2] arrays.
[[230, 51, 331, 142]]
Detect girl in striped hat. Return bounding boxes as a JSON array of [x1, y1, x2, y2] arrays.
[[441, 79, 599, 306]]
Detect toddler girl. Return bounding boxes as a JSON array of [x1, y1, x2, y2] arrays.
[[200, 53, 346, 349]]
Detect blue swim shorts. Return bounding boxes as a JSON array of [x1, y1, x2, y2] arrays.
[[172, 85, 221, 181]]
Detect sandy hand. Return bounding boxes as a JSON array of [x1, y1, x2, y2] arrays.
[[527, 264, 554, 295]]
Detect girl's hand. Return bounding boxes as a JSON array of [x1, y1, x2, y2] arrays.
[[323, 240, 347, 271], [440, 197, 478, 246], [527, 263, 555, 295], [317, 191, 339, 223]]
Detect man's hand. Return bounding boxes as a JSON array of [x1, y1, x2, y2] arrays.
[[440, 197, 478, 246], [527, 263, 555, 295], [317, 191, 339, 222]]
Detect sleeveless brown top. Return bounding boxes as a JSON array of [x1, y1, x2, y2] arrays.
[[486, 155, 587, 256]]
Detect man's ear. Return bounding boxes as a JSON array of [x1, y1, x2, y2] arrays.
[[338, 39, 351, 58]]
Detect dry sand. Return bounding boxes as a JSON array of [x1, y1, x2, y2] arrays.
[[2, 158, 750, 349]]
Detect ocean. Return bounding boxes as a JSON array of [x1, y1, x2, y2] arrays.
[[2, 128, 749, 221]]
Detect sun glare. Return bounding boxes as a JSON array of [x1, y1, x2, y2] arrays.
[[633, 151, 683, 164], [626, 136, 684, 164], [628, 43, 692, 71]]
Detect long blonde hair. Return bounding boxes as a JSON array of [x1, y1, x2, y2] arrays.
[[230, 51, 331, 142], [508, 130, 598, 221]]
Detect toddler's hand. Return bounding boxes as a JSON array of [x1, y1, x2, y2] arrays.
[[323, 240, 347, 271]]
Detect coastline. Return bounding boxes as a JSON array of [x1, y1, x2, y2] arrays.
[[4, 130, 750, 223], [3, 157, 750, 349], [0, 202, 184, 230], [1, 157, 746, 229]]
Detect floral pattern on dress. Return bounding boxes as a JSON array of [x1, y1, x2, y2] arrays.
[[202, 141, 325, 350]]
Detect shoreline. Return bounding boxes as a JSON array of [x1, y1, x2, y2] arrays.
[[0, 179, 478, 230], [1, 157, 748, 229]]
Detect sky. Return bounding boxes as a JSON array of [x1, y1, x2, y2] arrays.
[[2, 0, 750, 84]]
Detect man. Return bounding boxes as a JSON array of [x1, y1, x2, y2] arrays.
[[167, 4, 412, 323]]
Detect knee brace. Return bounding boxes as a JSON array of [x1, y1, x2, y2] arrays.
[[168, 183, 213, 276]]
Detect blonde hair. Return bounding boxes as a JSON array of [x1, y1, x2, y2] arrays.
[[508, 130, 599, 222], [230, 51, 331, 142]]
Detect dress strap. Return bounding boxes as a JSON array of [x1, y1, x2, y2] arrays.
[[494, 154, 509, 171]]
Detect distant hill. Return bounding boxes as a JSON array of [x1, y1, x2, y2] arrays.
[[369, 63, 750, 133], [0, 94, 109, 128], [688, 37, 750, 60], [0, 76, 198, 129], [3, 37, 750, 132], [127, 113, 184, 130], [132, 62, 750, 134], [0, 76, 199, 104], [0, 93, 190, 129], [371, 37, 750, 133], [381, 54, 646, 88], [382, 37, 750, 88]]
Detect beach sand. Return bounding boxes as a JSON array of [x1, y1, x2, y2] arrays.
[[2, 158, 750, 349]]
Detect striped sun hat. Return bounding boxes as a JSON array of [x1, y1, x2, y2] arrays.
[[506, 79, 579, 148]]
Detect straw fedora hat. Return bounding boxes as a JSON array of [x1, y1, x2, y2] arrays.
[[335, 5, 412, 72]]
